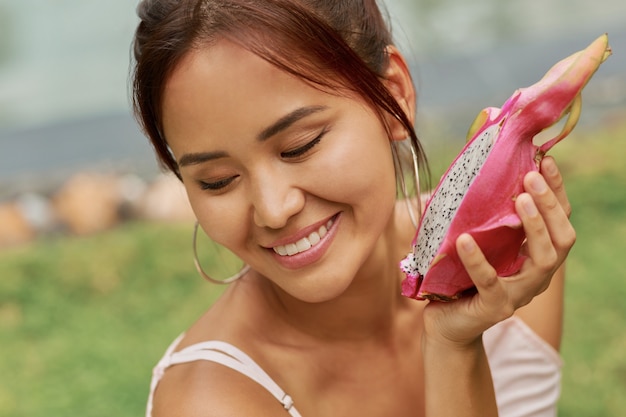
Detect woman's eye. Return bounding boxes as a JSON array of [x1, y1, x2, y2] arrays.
[[280, 129, 327, 159], [199, 176, 237, 191]]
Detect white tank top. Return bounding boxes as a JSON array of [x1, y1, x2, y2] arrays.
[[146, 316, 561, 417]]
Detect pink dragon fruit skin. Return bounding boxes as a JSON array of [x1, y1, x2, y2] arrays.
[[400, 34, 611, 301]]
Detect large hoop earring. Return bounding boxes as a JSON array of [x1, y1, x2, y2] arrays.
[[392, 140, 420, 229], [192, 221, 250, 284], [407, 144, 422, 226]]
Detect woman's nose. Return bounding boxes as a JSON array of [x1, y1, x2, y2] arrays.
[[250, 167, 305, 229]]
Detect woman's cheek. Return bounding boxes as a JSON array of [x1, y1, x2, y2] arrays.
[[188, 190, 245, 248], [325, 136, 396, 202]]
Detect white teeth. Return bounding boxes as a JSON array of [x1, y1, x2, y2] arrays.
[[273, 217, 334, 257], [308, 231, 320, 246], [286, 243, 298, 256], [296, 237, 312, 252]]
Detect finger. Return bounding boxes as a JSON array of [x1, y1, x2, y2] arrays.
[[523, 172, 576, 253], [456, 234, 523, 324], [456, 234, 505, 305], [515, 192, 558, 272], [540, 156, 572, 217]]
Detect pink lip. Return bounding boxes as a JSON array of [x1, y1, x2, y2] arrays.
[[268, 213, 341, 270], [265, 213, 338, 248]]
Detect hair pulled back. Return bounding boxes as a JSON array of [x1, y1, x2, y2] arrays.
[[132, 0, 427, 182]]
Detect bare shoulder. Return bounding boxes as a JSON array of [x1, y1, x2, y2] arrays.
[[152, 359, 288, 417]]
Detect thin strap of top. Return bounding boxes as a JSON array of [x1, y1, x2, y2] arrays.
[[146, 336, 302, 417]]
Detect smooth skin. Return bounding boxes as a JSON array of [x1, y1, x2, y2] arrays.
[[153, 40, 575, 417]]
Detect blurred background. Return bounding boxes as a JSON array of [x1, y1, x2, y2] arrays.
[[0, 0, 625, 416]]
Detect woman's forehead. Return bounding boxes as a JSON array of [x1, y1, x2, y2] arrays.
[[161, 41, 348, 148]]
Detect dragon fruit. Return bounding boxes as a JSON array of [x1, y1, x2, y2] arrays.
[[400, 34, 611, 301]]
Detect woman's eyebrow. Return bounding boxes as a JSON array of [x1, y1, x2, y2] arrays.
[[178, 150, 227, 167], [257, 105, 328, 142]]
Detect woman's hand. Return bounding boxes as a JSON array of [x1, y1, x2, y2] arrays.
[[422, 156, 576, 348]]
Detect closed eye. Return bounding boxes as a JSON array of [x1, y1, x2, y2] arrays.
[[280, 128, 328, 159], [199, 176, 238, 191]]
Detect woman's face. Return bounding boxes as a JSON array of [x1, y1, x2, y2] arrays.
[[162, 40, 399, 302]]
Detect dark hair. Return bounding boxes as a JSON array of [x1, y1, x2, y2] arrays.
[[131, 0, 428, 187]]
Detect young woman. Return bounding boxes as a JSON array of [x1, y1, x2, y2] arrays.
[[132, 1, 574, 416]]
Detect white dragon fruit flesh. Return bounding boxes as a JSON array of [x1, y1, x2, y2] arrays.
[[400, 34, 611, 301]]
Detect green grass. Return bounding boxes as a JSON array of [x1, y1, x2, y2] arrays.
[[1, 122, 625, 416], [553, 124, 626, 417], [0, 223, 226, 417]]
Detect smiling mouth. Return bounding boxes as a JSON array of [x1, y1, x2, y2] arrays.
[[272, 217, 335, 257]]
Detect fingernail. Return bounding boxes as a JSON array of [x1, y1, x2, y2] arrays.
[[523, 197, 538, 216], [530, 175, 547, 193], [460, 234, 475, 253], [543, 158, 558, 176]]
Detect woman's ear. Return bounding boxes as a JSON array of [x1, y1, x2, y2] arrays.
[[382, 45, 416, 141]]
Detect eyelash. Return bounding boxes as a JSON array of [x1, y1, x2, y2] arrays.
[[280, 128, 327, 159], [199, 128, 328, 191], [199, 176, 236, 191]]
